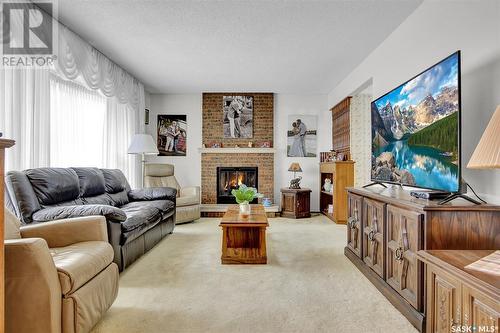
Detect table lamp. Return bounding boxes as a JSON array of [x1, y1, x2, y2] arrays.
[[288, 162, 302, 189], [467, 105, 500, 169], [465, 105, 500, 204], [128, 134, 159, 187]]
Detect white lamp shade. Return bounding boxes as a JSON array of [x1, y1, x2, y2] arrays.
[[127, 134, 159, 155], [467, 105, 500, 169]]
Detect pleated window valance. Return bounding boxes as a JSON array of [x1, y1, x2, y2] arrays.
[[54, 25, 144, 111]]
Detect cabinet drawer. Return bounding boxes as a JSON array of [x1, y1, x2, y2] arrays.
[[386, 205, 423, 310], [347, 193, 363, 258], [362, 198, 386, 278]]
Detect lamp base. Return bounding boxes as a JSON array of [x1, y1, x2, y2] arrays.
[[289, 176, 302, 189]]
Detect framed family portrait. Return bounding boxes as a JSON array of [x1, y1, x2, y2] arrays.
[[287, 115, 317, 157], [222, 95, 253, 138], [157, 115, 187, 156]]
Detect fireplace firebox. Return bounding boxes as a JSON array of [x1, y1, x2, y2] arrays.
[[217, 167, 258, 204]]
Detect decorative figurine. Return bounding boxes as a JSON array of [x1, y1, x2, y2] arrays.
[[323, 178, 332, 192]]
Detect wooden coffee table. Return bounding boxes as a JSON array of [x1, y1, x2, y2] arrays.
[[219, 204, 269, 264]]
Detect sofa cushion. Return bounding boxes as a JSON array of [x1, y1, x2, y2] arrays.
[[128, 187, 177, 202], [32, 205, 127, 223], [121, 200, 174, 215], [81, 193, 114, 206], [5, 171, 41, 224], [101, 169, 130, 193], [71, 167, 106, 197], [176, 194, 199, 207], [51, 241, 114, 295], [120, 204, 162, 233], [25, 168, 80, 206], [107, 191, 129, 207]]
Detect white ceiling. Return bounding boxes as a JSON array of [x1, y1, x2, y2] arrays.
[[54, 0, 422, 94]]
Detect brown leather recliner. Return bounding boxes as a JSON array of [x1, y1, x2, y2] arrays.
[[4, 210, 119, 333]]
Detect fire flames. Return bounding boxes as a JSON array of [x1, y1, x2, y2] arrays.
[[224, 173, 245, 191]]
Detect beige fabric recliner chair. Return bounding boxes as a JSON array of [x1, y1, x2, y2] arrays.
[[144, 163, 200, 224], [4, 210, 119, 333]]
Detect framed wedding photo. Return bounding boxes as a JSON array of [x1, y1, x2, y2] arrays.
[[222, 95, 253, 139], [287, 115, 317, 157]]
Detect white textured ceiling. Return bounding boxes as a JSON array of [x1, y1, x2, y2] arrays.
[[54, 0, 422, 94]]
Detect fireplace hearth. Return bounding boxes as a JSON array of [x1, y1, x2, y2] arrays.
[[217, 167, 258, 204]]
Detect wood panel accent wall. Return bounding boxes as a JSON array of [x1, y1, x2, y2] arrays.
[[331, 97, 351, 158], [0, 138, 15, 333], [202, 93, 274, 147]]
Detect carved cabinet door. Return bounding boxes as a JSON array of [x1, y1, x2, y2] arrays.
[[386, 205, 423, 310], [462, 286, 500, 333], [347, 193, 363, 258], [362, 198, 385, 278], [426, 267, 462, 333]]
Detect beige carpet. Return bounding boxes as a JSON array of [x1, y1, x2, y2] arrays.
[[91, 216, 417, 333]]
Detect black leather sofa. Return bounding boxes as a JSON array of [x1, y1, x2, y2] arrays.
[[5, 167, 176, 271]]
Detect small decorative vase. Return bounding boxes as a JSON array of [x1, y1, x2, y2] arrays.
[[239, 202, 251, 217]]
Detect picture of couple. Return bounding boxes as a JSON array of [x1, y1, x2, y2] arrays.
[[287, 115, 317, 157], [223, 95, 253, 138], [157, 115, 187, 156]]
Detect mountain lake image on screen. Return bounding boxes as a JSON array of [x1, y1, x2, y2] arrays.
[[371, 52, 460, 192]]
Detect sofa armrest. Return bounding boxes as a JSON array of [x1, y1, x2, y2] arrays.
[[180, 186, 200, 200], [31, 204, 126, 224], [5, 238, 62, 333], [128, 187, 177, 202], [20, 215, 108, 248]]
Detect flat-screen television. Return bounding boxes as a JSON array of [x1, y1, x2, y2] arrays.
[[371, 51, 461, 192]]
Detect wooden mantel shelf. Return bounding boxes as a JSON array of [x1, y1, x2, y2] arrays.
[[199, 147, 276, 154]]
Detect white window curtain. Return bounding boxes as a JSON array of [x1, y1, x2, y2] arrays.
[[0, 4, 145, 188], [49, 74, 107, 168], [0, 68, 50, 171], [0, 69, 142, 188]]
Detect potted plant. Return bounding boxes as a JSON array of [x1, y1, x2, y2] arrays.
[[231, 184, 263, 217]]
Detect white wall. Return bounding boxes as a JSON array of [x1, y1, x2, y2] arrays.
[[145, 94, 202, 188], [326, 0, 500, 202], [146, 93, 329, 210], [274, 94, 329, 211]]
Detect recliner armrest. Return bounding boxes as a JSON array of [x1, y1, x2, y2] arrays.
[[180, 186, 200, 200], [5, 238, 62, 333], [31, 204, 126, 223], [20, 216, 109, 248], [128, 187, 177, 202]]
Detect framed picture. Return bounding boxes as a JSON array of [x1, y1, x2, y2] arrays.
[[223, 95, 253, 138], [287, 115, 317, 157], [145, 108, 150, 125], [157, 115, 187, 156]]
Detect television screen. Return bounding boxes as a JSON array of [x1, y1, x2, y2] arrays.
[[371, 51, 460, 192]]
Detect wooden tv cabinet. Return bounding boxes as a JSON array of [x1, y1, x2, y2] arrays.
[[344, 186, 500, 332]]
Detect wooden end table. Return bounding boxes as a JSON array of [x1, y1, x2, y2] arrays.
[[280, 188, 311, 218], [219, 204, 268, 264]]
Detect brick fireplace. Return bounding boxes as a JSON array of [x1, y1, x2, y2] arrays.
[[201, 93, 274, 205], [217, 167, 258, 204]]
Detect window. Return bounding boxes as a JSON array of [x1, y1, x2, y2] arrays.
[[49, 74, 107, 167]]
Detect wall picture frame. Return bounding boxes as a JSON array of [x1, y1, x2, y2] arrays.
[[287, 115, 317, 157], [157, 115, 187, 156], [223, 95, 253, 139]]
